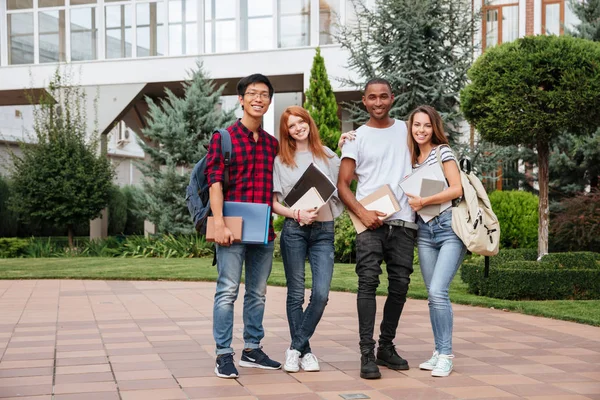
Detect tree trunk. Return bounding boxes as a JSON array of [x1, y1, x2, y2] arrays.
[[537, 140, 550, 259], [67, 224, 74, 249]]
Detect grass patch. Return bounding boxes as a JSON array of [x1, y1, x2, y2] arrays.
[[1, 257, 599, 327]]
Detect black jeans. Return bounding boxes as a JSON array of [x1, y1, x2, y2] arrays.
[[355, 224, 416, 354]]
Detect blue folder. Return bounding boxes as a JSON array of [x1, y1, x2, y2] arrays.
[[222, 201, 271, 244]]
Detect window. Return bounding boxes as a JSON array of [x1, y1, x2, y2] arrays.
[[320, 0, 340, 44], [8, 13, 35, 65], [482, 0, 519, 49], [39, 9, 67, 63], [71, 7, 98, 61], [137, 2, 165, 57], [205, 0, 236, 53], [7, 0, 34, 10], [278, 0, 310, 48], [245, 0, 273, 51], [542, 0, 579, 35], [169, 0, 198, 55], [105, 4, 133, 59]]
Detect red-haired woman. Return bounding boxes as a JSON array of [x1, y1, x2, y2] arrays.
[[272, 106, 344, 373]]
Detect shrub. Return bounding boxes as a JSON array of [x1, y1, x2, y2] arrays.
[[550, 190, 600, 252], [489, 190, 538, 249], [122, 185, 145, 235], [0, 238, 30, 258], [108, 185, 128, 235], [334, 211, 356, 263], [461, 249, 600, 300], [120, 234, 214, 258], [0, 176, 20, 237]]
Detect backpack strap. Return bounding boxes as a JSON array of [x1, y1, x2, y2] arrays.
[[216, 129, 232, 193]]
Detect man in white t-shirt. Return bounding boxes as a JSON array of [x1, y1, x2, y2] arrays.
[[337, 78, 417, 380]]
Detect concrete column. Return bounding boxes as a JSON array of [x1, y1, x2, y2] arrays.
[[90, 208, 108, 240], [144, 220, 156, 237]]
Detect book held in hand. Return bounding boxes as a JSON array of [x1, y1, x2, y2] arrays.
[[419, 178, 445, 216], [399, 162, 451, 222], [220, 201, 271, 244], [348, 184, 401, 234], [284, 163, 336, 208], [290, 187, 325, 226], [206, 217, 243, 243]]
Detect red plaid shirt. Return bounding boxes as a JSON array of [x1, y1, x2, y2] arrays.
[[205, 119, 278, 241]]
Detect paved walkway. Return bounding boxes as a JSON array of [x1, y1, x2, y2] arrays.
[[0, 280, 599, 400]]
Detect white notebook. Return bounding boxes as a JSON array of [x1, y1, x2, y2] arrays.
[[290, 187, 325, 226]]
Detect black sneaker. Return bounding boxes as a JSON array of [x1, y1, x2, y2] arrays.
[[360, 351, 381, 379], [239, 347, 282, 370], [376, 345, 409, 370], [215, 353, 239, 378]]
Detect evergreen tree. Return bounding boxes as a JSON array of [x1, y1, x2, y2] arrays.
[[304, 47, 341, 151], [136, 61, 236, 234], [336, 0, 476, 139], [568, 0, 600, 41], [8, 70, 114, 247]]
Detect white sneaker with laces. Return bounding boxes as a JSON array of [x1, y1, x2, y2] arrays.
[[284, 348, 301, 373], [300, 352, 320, 372], [419, 351, 439, 371], [432, 354, 454, 377]]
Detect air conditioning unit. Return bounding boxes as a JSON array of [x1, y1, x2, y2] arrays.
[[116, 122, 130, 148]]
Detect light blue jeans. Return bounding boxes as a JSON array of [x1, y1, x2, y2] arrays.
[[417, 209, 466, 355], [280, 219, 334, 356], [213, 241, 274, 355]]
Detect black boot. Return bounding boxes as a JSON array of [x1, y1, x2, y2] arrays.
[[376, 345, 409, 370], [360, 351, 381, 379]]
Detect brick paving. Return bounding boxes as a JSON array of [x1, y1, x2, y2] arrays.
[[0, 279, 599, 400]]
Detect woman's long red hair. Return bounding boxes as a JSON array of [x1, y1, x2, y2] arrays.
[[278, 106, 332, 168]]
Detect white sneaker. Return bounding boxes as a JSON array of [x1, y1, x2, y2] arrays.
[[419, 351, 439, 371], [300, 352, 320, 372], [432, 354, 454, 377], [284, 348, 301, 373]]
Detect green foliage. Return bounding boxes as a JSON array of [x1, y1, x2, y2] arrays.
[[461, 249, 600, 300], [119, 234, 214, 258], [108, 185, 127, 235], [0, 175, 19, 237], [137, 61, 236, 234], [550, 190, 600, 252], [7, 69, 114, 246], [461, 35, 600, 147], [304, 47, 342, 152], [337, 0, 476, 139], [0, 238, 30, 258], [568, 0, 600, 41], [334, 211, 356, 263], [121, 185, 145, 235], [489, 191, 538, 249]]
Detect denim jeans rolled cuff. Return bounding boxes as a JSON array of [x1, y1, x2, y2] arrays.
[[213, 241, 274, 355], [417, 209, 466, 355], [280, 218, 334, 356], [355, 225, 415, 353]]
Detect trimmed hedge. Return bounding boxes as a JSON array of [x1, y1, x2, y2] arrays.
[[489, 190, 538, 249], [0, 238, 30, 258], [461, 249, 600, 300]]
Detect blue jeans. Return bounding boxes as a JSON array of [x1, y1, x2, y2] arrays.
[[355, 224, 416, 353], [280, 219, 334, 356], [417, 209, 467, 355], [213, 241, 274, 355]]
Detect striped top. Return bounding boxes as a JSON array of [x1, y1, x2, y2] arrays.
[[414, 146, 457, 170]]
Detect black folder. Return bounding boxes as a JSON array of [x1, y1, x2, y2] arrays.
[[283, 163, 336, 208]]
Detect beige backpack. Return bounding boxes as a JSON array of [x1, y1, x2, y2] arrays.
[[436, 145, 500, 256]]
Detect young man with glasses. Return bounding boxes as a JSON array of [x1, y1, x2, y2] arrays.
[[206, 74, 281, 379]]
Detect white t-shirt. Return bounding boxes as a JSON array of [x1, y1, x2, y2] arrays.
[[341, 119, 415, 222]]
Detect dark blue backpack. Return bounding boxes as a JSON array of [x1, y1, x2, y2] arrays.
[[186, 129, 232, 234]]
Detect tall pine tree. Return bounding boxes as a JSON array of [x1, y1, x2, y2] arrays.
[[304, 47, 341, 152], [136, 62, 236, 234], [569, 0, 600, 41], [336, 0, 476, 138]]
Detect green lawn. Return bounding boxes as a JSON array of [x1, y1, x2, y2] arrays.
[[1, 257, 599, 326]]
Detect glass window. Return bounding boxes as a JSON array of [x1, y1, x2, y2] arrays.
[[482, 2, 518, 49], [39, 0, 65, 7], [7, 0, 33, 10], [278, 0, 310, 48], [8, 13, 35, 64], [169, 0, 197, 55], [544, 3, 560, 35], [137, 2, 165, 57], [71, 0, 97, 4], [320, 0, 340, 45], [249, 0, 272, 17], [39, 9, 66, 63], [247, 0, 273, 50], [205, 0, 236, 53], [105, 4, 133, 59], [71, 7, 98, 61]]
